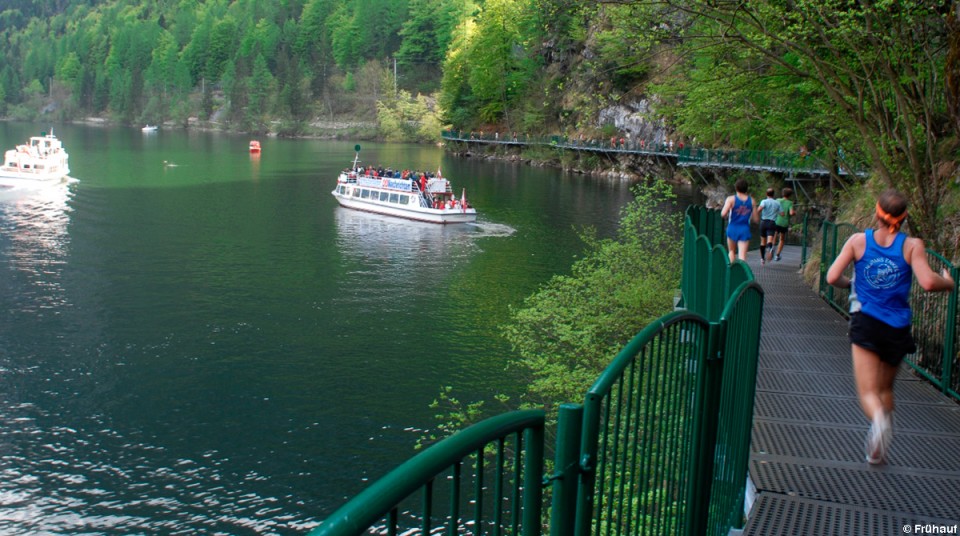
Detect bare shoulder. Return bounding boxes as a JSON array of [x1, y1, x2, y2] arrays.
[[844, 232, 867, 255], [903, 236, 927, 261]]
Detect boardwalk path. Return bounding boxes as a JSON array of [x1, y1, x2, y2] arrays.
[[741, 246, 960, 535]]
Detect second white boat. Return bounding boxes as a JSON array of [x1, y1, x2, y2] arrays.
[[332, 158, 477, 224]]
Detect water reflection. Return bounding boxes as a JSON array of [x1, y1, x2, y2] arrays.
[[0, 181, 74, 314], [333, 207, 508, 274]]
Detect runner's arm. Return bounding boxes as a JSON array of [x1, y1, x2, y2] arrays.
[[826, 233, 864, 288], [720, 196, 733, 218], [906, 238, 955, 292]]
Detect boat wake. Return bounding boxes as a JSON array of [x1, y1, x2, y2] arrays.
[[467, 221, 517, 237]]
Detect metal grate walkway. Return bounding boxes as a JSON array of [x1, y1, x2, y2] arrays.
[[741, 246, 960, 535]]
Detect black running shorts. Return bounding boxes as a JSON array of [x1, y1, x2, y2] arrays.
[[848, 311, 916, 366]]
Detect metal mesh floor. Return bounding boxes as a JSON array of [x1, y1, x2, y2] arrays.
[[741, 246, 960, 534], [742, 493, 959, 536]]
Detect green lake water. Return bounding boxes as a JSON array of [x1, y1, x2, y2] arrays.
[[0, 122, 695, 534]]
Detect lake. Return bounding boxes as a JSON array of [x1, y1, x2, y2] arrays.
[[0, 122, 694, 534]]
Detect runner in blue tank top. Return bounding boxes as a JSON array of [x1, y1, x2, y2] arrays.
[[827, 190, 954, 464], [720, 179, 758, 263]]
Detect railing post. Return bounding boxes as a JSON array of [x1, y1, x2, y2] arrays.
[[550, 404, 583, 536], [942, 265, 959, 395], [801, 211, 809, 267], [685, 320, 723, 536], [820, 222, 836, 302], [523, 425, 546, 536]]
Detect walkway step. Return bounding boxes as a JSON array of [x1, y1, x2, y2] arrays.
[[742, 245, 960, 535]]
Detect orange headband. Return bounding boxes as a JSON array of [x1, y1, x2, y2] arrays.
[[876, 202, 906, 233]]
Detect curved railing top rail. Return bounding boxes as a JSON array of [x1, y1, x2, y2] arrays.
[[309, 409, 546, 536], [720, 281, 765, 323], [586, 310, 709, 399]]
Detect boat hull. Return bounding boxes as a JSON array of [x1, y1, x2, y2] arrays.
[[332, 191, 477, 224], [1, 132, 71, 187], [0, 171, 69, 187]]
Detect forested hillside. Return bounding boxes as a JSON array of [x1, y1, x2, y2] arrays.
[[0, 0, 471, 137], [2, 1, 960, 251]]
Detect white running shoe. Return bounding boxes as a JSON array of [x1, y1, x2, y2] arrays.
[[865, 411, 892, 464]]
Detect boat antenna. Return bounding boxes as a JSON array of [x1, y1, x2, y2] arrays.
[[352, 144, 362, 170]]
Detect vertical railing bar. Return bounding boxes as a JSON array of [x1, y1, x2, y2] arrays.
[[604, 374, 627, 536], [940, 262, 958, 394], [594, 395, 613, 532], [388, 507, 398, 536], [652, 336, 674, 536], [449, 461, 462, 536], [625, 356, 644, 536], [476, 448, 485, 536], [494, 437, 505, 536], [684, 322, 703, 532], [511, 431, 523, 536], [615, 357, 638, 536], [662, 325, 690, 533], [651, 331, 675, 536], [522, 425, 544, 536], [635, 345, 656, 536], [682, 321, 705, 533], [423, 479, 434, 536]]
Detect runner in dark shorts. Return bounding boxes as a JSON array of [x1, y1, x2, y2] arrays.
[[757, 188, 781, 264], [827, 190, 955, 464]]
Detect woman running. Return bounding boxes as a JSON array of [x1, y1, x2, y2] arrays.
[[826, 189, 954, 464]]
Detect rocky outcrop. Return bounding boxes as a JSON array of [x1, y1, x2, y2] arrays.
[[597, 100, 671, 145]]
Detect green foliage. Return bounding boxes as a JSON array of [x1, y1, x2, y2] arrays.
[[341, 72, 356, 92], [502, 180, 682, 408], [377, 89, 445, 142], [437, 0, 539, 126], [654, 0, 958, 251], [419, 386, 511, 449]]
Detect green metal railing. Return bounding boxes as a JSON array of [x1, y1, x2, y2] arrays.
[[575, 311, 710, 536], [817, 221, 960, 402], [314, 205, 763, 536], [441, 131, 867, 176], [818, 221, 860, 313], [704, 281, 764, 534], [309, 410, 546, 536]]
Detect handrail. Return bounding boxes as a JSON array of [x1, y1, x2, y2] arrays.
[[311, 409, 546, 536]]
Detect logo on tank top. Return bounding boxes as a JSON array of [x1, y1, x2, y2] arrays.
[[863, 257, 901, 289]]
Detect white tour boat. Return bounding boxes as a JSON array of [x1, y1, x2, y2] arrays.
[[0, 130, 70, 187], [332, 152, 477, 224]]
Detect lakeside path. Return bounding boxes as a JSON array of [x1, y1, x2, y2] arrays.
[[740, 246, 960, 535]]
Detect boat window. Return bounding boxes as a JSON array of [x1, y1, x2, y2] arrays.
[[379, 191, 389, 202], [337, 185, 344, 195], [361, 189, 371, 199], [400, 194, 409, 205], [353, 188, 361, 197], [389, 193, 400, 204]]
